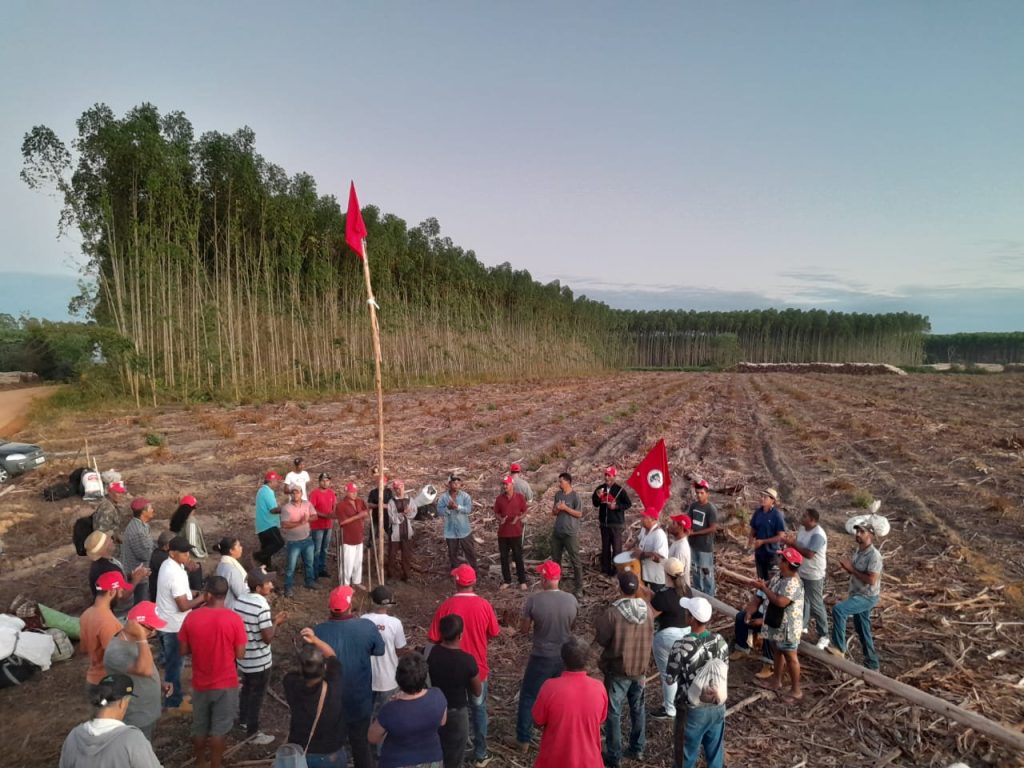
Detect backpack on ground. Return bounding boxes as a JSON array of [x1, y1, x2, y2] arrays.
[[686, 655, 729, 707], [72, 514, 95, 556], [42, 481, 76, 502]]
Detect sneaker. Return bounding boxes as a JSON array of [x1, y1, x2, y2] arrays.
[[249, 732, 276, 746], [815, 637, 831, 651], [509, 740, 529, 755], [474, 755, 493, 768], [519, 582, 529, 591], [754, 664, 775, 679], [624, 750, 645, 761], [499, 583, 510, 591], [826, 645, 844, 658], [304, 582, 321, 590], [648, 706, 674, 720], [729, 646, 751, 661], [284, 588, 294, 598]]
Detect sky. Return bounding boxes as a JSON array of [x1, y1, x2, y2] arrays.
[[1, 1, 1022, 333]]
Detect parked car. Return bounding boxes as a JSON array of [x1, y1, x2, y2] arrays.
[[0, 440, 46, 483]]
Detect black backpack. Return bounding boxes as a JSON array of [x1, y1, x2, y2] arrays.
[[42, 481, 76, 502], [72, 514, 95, 556]]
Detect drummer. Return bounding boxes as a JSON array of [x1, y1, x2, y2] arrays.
[[632, 507, 669, 592]]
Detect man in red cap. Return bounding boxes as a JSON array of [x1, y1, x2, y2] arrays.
[[429, 565, 500, 768], [632, 507, 669, 590], [514, 560, 578, 753], [494, 476, 528, 590], [121, 497, 156, 605], [254, 471, 284, 570], [80, 571, 130, 684], [314, 585, 386, 768], [337, 482, 369, 586], [753, 546, 805, 703], [667, 514, 692, 587], [103, 601, 168, 740], [687, 480, 718, 596], [593, 466, 632, 578]]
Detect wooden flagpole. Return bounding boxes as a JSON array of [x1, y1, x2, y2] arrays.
[[359, 241, 387, 585]]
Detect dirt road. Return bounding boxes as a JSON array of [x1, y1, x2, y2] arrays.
[[0, 385, 59, 436]]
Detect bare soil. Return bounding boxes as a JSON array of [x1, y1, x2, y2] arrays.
[[0, 373, 1022, 767]]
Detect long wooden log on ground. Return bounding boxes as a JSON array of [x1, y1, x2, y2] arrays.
[[696, 590, 1024, 753]]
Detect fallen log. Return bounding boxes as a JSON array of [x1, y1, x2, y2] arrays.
[[697, 590, 1024, 754]]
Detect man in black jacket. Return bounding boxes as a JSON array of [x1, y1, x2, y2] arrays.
[[592, 467, 632, 577]]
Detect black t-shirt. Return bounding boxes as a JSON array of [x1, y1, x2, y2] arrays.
[[427, 645, 479, 709], [284, 657, 346, 754], [652, 588, 689, 630], [88, 558, 125, 597], [367, 487, 396, 533]]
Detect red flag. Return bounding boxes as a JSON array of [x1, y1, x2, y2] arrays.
[[627, 438, 672, 515], [345, 181, 367, 259]]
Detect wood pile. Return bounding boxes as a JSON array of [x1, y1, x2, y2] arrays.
[[734, 362, 907, 375]]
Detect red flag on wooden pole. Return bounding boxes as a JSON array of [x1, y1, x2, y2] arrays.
[[346, 181, 367, 259], [627, 438, 672, 515]]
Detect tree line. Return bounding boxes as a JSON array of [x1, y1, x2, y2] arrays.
[[924, 332, 1024, 365], [21, 103, 931, 401]]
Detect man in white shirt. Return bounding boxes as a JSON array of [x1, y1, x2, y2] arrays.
[[785, 508, 830, 648], [284, 457, 311, 501], [155, 537, 206, 709], [667, 514, 692, 587], [632, 508, 670, 590], [362, 586, 408, 724]]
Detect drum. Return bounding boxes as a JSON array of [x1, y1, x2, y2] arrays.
[[613, 551, 644, 586]]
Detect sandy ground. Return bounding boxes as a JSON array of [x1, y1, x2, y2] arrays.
[[0, 385, 59, 436], [0, 373, 1022, 767]]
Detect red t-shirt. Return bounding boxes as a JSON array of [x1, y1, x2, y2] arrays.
[[533, 671, 608, 768], [309, 488, 337, 531], [494, 492, 527, 538], [336, 498, 368, 546], [178, 606, 247, 691], [428, 592, 500, 681]]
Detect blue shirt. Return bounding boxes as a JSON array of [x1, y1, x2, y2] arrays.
[[255, 484, 279, 534], [314, 617, 385, 720], [378, 687, 446, 768], [750, 506, 786, 556], [437, 490, 472, 539]]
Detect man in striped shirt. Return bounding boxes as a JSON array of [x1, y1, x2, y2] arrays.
[[233, 569, 287, 746]]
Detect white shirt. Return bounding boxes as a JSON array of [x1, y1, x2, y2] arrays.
[[155, 558, 193, 633], [668, 537, 692, 586], [284, 470, 311, 500], [638, 525, 669, 585], [362, 612, 407, 691], [796, 525, 828, 581]]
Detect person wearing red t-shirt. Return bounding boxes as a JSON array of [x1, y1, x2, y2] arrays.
[[178, 575, 247, 768], [494, 476, 528, 590], [533, 637, 608, 768], [336, 482, 369, 586], [428, 565, 500, 768], [309, 472, 338, 579]]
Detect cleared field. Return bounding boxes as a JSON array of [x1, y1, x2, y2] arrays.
[[0, 372, 1022, 767]]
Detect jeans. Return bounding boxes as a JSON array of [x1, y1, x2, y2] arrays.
[[255, 527, 284, 567], [653, 627, 690, 716], [831, 593, 880, 670], [499, 536, 527, 584], [311, 528, 333, 576], [599, 525, 624, 575], [159, 631, 183, 707], [515, 654, 564, 743], [550, 532, 582, 594], [304, 748, 348, 768], [439, 707, 468, 768], [754, 552, 776, 581], [733, 611, 773, 664], [604, 675, 646, 763], [445, 536, 477, 571], [678, 704, 725, 768], [346, 716, 373, 768], [469, 678, 489, 761], [285, 536, 315, 591], [801, 577, 829, 638], [239, 668, 270, 733], [691, 550, 715, 597]]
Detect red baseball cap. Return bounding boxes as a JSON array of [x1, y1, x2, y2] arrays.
[[108, 481, 127, 494], [451, 564, 477, 587], [265, 471, 281, 482], [536, 560, 561, 581], [127, 601, 167, 630], [96, 571, 131, 593], [180, 495, 197, 507], [604, 466, 617, 477], [330, 586, 355, 612], [693, 479, 710, 490], [345, 482, 359, 493], [502, 475, 514, 485], [780, 547, 803, 566], [129, 498, 151, 514], [510, 463, 522, 473], [641, 506, 661, 519], [670, 513, 693, 530]]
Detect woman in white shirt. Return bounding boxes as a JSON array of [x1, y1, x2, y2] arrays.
[[284, 457, 311, 501], [213, 536, 250, 610]]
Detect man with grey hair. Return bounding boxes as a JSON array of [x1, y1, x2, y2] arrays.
[[828, 521, 883, 670]]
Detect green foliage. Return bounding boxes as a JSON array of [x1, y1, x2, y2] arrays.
[[851, 490, 875, 509], [0, 316, 116, 381], [924, 332, 1024, 365], [144, 432, 166, 447]]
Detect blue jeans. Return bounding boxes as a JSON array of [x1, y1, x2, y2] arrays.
[[831, 593, 880, 669], [285, 536, 315, 591], [304, 747, 348, 768], [515, 654, 564, 743], [653, 627, 690, 716], [604, 675, 646, 763], [691, 550, 715, 597], [681, 704, 725, 768], [733, 611, 773, 664], [159, 631, 183, 707], [311, 528, 333, 575], [469, 678, 489, 760]]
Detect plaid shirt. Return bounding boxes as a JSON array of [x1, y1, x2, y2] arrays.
[[594, 599, 653, 678], [120, 517, 154, 574], [665, 630, 729, 708]]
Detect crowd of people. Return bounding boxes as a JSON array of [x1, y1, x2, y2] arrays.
[[62, 459, 885, 768]]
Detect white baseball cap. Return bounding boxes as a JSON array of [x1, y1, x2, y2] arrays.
[[679, 596, 713, 623]]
